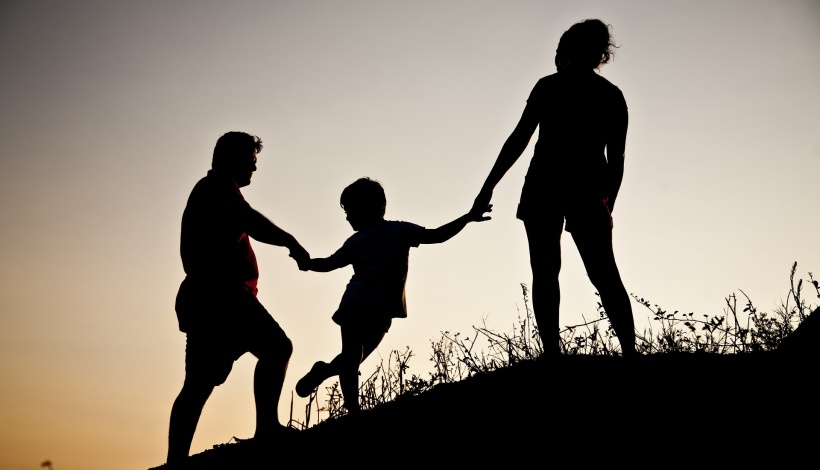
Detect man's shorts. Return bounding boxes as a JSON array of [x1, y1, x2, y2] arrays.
[[183, 293, 289, 387]]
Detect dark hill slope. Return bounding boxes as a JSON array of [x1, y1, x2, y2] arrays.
[[151, 349, 818, 469]]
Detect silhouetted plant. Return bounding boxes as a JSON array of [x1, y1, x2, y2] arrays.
[[559, 295, 619, 356]]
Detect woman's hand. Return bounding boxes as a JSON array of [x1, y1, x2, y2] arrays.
[[470, 189, 493, 217], [467, 204, 492, 222]]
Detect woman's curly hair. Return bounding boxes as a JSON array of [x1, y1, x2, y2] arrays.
[[555, 19, 617, 70]]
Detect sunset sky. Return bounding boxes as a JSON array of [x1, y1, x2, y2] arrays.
[[1, 1, 818, 469]]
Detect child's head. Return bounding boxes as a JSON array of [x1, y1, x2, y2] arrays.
[[340, 177, 386, 230]]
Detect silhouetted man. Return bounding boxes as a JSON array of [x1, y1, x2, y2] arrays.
[[167, 131, 309, 464]]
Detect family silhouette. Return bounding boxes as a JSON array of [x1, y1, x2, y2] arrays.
[[166, 18, 636, 465]]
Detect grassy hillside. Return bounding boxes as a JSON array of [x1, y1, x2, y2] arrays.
[[151, 350, 817, 468], [150, 264, 818, 468]]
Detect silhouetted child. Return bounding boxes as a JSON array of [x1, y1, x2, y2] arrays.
[[295, 177, 490, 413]]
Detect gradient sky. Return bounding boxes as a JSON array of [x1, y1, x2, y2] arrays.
[[1, 1, 819, 469]]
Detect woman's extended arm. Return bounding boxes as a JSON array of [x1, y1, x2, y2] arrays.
[[471, 104, 539, 215]]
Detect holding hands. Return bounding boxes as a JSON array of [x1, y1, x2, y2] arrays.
[[470, 189, 493, 218], [467, 203, 492, 222], [295, 257, 311, 272], [289, 245, 310, 270], [292, 193, 493, 274]]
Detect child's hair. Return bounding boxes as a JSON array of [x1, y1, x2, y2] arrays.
[[340, 177, 386, 217]]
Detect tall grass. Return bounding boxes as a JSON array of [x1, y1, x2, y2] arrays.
[[288, 262, 818, 429], [635, 262, 817, 354]]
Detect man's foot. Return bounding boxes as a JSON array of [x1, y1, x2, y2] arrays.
[[295, 361, 332, 397]]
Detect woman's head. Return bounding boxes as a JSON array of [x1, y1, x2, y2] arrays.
[[555, 19, 616, 71]]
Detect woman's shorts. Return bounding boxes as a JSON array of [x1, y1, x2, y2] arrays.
[[517, 196, 612, 234]]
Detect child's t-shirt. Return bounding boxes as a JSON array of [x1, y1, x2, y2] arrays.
[[326, 220, 424, 325]]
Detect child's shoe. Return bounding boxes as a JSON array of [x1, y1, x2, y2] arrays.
[[295, 361, 331, 397]]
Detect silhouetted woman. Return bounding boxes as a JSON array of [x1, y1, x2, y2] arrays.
[[471, 19, 636, 357]]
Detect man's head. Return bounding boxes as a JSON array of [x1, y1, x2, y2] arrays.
[[212, 131, 263, 187], [340, 177, 386, 230]]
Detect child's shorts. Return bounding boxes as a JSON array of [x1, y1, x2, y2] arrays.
[[332, 307, 393, 333]]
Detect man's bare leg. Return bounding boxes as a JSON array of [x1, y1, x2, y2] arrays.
[[253, 340, 292, 438], [167, 381, 214, 464]]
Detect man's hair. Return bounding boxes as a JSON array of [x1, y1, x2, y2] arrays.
[[212, 131, 263, 170], [340, 177, 386, 216], [555, 19, 617, 70]]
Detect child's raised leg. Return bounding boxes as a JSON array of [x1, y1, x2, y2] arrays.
[[296, 318, 389, 409]]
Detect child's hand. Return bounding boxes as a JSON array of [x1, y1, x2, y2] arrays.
[[295, 257, 313, 272], [289, 246, 310, 269], [467, 204, 492, 222]]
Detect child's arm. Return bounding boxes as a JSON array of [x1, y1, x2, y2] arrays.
[[417, 207, 491, 245], [297, 256, 345, 272]]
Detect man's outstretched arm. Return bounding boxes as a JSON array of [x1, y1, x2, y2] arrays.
[[244, 207, 309, 262]]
